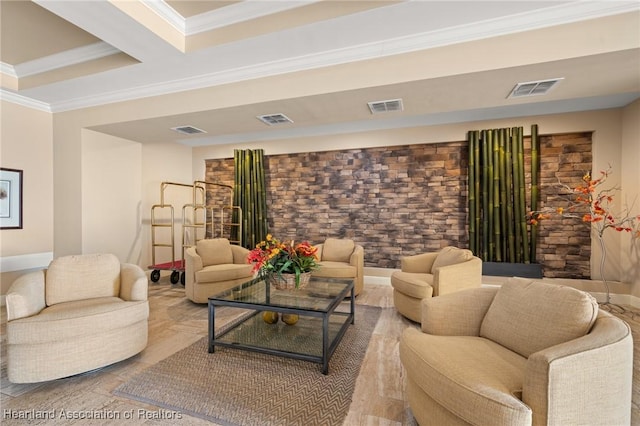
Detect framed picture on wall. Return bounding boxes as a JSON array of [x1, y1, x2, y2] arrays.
[[1, 168, 23, 229]]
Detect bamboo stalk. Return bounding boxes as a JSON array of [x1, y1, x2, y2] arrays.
[[498, 129, 508, 261], [481, 130, 490, 261], [244, 151, 253, 247], [492, 130, 502, 262], [468, 131, 477, 255], [529, 124, 540, 263], [511, 128, 522, 262], [256, 150, 268, 244], [233, 150, 241, 244], [473, 132, 481, 256], [516, 127, 530, 263], [504, 130, 515, 262]]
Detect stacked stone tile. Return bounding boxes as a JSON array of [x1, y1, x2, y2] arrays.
[[205, 133, 591, 277]]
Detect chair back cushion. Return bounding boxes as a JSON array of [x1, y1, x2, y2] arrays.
[[322, 238, 355, 263], [431, 246, 474, 271], [46, 253, 121, 306], [480, 277, 598, 358], [197, 238, 233, 266]]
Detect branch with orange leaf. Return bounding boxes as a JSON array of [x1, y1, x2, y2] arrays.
[[528, 165, 639, 309], [529, 166, 639, 238]]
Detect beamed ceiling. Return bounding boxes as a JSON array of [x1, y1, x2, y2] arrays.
[[1, 1, 639, 147]]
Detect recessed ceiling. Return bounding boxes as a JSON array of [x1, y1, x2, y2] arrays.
[[1, 1, 639, 148]]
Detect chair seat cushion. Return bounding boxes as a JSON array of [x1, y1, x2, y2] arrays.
[[7, 297, 148, 345], [313, 261, 356, 278], [400, 327, 531, 425], [196, 264, 253, 284], [390, 271, 434, 299]]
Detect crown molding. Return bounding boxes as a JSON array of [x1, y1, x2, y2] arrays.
[[1, 89, 52, 112], [185, 0, 316, 36], [142, 0, 317, 36], [141, 0, 185, 33], [1, 62, 17, 78], [12, 42, 121, 78]]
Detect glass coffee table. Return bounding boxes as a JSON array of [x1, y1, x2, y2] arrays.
[[208, 276, 355, 374]]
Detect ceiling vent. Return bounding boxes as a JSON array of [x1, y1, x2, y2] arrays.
[[368, 98, 404, 114], [171, 125, 207, 135], [508, 78, 564, 99], [257, 113, 293, 125]]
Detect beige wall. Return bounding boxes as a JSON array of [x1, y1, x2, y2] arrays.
[[0, 100, 54, 294], [621, 99, 640, 297], [81, 130, 143, 263]]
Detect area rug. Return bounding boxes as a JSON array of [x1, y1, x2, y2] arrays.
[[114, 305, 381, 426]]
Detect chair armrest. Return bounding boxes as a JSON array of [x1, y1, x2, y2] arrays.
[[185, 247, 203, 271], [349, 245, 364, 267], [433, 257, 482, 296], [523, 311, 632, 426], [421, 286, 498, 336], [120, 263, 148, 301], [185, 247, 203, 290], [401, 252, 437, 273], [6, 270, 46, 321], [231, 245, 250, 264]]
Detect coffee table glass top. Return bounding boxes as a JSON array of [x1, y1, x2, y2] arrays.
[[211, 275, 353, 312]]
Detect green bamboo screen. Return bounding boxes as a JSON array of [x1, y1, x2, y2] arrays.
[[233, 149, 269, 248], [467, 125, 540, 263]]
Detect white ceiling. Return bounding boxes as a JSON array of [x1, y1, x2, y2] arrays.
[[1, 1, 639, 147]]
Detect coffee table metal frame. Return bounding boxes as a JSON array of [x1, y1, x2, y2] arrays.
[[208, 276, 355, 374]]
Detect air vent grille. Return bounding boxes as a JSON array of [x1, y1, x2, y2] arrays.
[[257, 113, 293, 125], [368, 98, 404, 114], [171, 125, 207, 135], [508, 78, 564, 98]]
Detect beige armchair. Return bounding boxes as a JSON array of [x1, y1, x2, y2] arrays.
[[184, 238, 254, 303], [391, 246, 481, 322], [311, 238, 364, 296], [400, 277, 633, 426], [5, 253, 149, 383]]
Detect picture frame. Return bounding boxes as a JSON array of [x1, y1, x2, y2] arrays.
[[1, 168, 23, 229]]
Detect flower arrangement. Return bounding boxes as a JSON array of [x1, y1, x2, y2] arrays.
[[528, 165, 639, 307], [247, 234, 319, 288]]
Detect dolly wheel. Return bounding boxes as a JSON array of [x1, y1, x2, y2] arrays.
[[181, 272, 186, 286], [170, 270, 180, 284], [150, 270, 160, 282]]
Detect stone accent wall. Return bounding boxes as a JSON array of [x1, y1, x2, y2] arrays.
[[536, 133, 592, 278], [204, 132, 592, 277]]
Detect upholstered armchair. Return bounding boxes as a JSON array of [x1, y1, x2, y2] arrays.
[[184, 238, 254, 303], [311, 238, 364, 296], [391, 246, 482, 322], [5, 253, 149, 383], [400, 278, 633, 425]]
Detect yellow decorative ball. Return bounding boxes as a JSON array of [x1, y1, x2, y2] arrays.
[[281, 313, 299, 325], [262, 311, 279, 324]]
